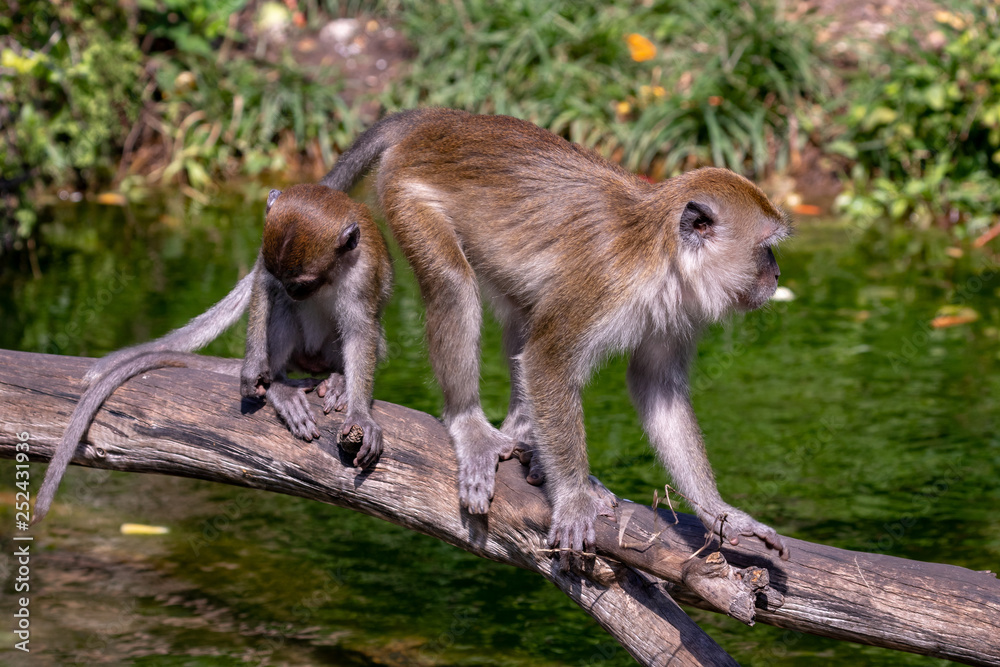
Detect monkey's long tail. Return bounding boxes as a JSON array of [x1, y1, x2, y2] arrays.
[[319, 109, 428, 192], [83, 265, 257, 385], [34, 352, 242, 524]]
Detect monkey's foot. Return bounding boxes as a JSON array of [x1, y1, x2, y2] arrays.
[[512, 443, 545, 486], [267, 382, 321, 441], [452, 414, 517, 514], [700, 505, 790, 561], [339, 412, 383, 469], [547, 482, 617, 558], [317, 373, 348, 413]]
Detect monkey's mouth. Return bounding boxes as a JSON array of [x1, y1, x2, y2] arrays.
[[285, 281, 321, 301], [737, 280, 778, 311]]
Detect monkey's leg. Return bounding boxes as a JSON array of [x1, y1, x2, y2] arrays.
[[388, 204, 515, 513], [522, 341, 612, 553], [259, 291, 322, 442], [317, 373, 347, 412], [627, 339, 789, 559], [495, 301, 544, 486]]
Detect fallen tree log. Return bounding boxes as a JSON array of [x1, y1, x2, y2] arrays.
[[1, 349, 998, 666]]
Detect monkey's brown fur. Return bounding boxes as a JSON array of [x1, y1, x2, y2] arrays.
[[241, 184, 393, 461], [39, 186, 392, 524], [322, 109, 791, 558]]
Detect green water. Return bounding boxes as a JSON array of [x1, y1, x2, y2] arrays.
[[1, 195, 998, 666]]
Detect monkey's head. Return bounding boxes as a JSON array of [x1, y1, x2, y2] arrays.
[[262, 184, 365, 301], [663, 168, 791, 320]]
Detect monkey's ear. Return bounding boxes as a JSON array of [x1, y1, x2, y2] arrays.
[[266, 189, 282, 213], [679, 201, 716, 246], [338, 222, 360, 251]]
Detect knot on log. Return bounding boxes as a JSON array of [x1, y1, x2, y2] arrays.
[[680, 551, 781, 625]]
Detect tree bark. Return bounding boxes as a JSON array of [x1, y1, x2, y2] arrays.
[[1, 350, 998, 666]]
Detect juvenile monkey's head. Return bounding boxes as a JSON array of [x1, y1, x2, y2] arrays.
[[660, 168, 791, 320], [262, 184, 366, 301]]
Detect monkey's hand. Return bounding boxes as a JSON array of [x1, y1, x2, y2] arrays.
[[700, 505, 790, 561], [454, 419, 517, 514], [339, 412, 383, 469], [240, 363, 271, 399], [267, 381, 321, 441], [317, 373, 348, 414]]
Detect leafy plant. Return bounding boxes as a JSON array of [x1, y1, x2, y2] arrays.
[[622, 0, 825, 177], [2, 3, 143, 236], [387, 0, 826, 178], [1, 0, 368, 243], [837, 0, 1000, 239]]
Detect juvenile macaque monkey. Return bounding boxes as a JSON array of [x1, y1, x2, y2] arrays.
[[320, 108, 791, 558], [36, 185, 392, 524]]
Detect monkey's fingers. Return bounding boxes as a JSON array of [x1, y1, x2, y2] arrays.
[[268, 384, 321, 441], [458, 453, 497, 515], [340, 416, 383, 468], [240, 368, 270, 398], [512, 444, 546, 486], [547, 496, 600, 570], [526, 460, 545, 486], [713, 510, 790, 561], [753, 529, 790, 561], [321, 381, 348, 414]]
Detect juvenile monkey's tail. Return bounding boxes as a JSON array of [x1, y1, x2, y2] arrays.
[[83, 264, 257, 385], [319, 109, 429, 192], [34, 352, 242, 524]]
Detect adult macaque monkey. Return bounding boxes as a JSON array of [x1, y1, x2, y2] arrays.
[[36, 186, 392, 524], [320, 108, 791, 559]]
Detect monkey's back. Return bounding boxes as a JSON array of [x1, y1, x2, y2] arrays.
[[375, 110, 665, 325]]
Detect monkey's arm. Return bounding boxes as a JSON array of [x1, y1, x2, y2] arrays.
[[240, 256, 272, 399], [322, 294, 384, 468], [627, 338, 789, 559], [84, 269, 255, 386]]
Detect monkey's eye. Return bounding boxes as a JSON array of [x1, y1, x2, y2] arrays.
[[286, 279, 321, 301]]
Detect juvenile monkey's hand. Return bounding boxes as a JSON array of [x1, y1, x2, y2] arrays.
[[267, 382, 321, 441], [339, 413, 383, 468], [700, 505, 790, 561], [317, 373, 348, 414], [240, 364, 271, 399]]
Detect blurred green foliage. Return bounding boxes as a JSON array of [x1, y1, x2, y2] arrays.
[[4, 0, 1000, 251], [1, 0, 363, 239], [837, 0, 1000, 240], [386, 0, 825, 178], [1, 2, 143, 234]]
